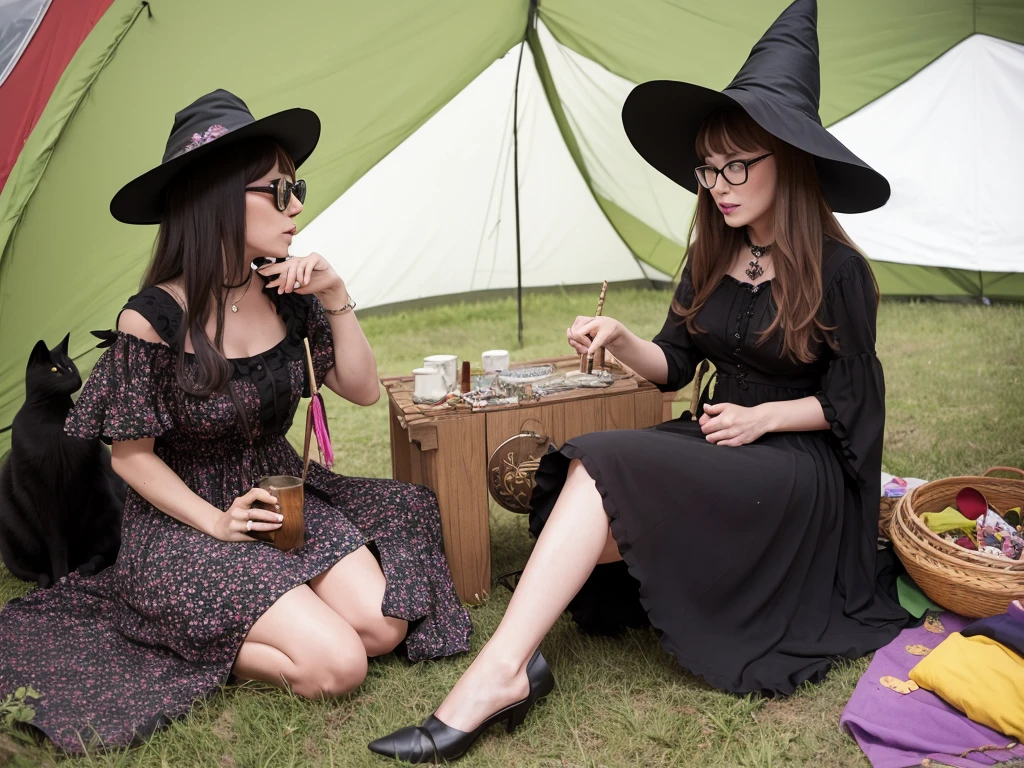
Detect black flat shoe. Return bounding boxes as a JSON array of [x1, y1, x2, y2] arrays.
[[368, 649, 555, 764]]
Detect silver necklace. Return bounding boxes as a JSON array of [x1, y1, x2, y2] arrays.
[[743, 230, 773, 281], [228, 273, 253, 313]]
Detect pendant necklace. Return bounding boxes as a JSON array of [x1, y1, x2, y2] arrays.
[[743, 229, 773, 281], [227, 273, 253, 313]]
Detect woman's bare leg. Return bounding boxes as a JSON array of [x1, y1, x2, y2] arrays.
[[232, 584, 369, 698], [433, 458, 618, 731], [310, 545, 409, 657]]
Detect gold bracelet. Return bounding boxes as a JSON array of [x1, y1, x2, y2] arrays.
[[323, 296, 356, 315]]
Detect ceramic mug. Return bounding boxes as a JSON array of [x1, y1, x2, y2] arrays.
[[413, 367, 447, 401], [482, 349, 510, 373], [423, 354, 458, 392]]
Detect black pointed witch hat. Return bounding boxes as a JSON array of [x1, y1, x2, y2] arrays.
[[622, 0, 888, 214]]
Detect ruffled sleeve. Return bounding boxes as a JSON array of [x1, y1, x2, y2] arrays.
[[814, 255, 885, 483], [651, 263, 703, 393], [64, 332, 175, 445], [302, 294, 336, 396]]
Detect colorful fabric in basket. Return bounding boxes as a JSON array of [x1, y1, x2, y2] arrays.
[[841, 611, 1024, 768], [909, 631, 1024, 741], [921, 507, 977, 535], [975, 510, 1024, 560], [920, 506, 1024, 559]]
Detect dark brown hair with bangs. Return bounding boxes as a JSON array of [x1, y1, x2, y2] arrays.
[[673, 106, 874, 363], [140, 138, 296, 439]]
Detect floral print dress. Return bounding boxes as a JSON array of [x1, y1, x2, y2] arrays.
[[0, 285, 472, 752]]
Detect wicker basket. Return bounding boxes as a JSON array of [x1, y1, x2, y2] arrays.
[[889, 467, 1024, 618], [878, 496, 899, 537]]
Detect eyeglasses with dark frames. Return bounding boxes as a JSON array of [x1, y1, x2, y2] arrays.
[[244, 178, 307, 211], [694, 153, 773, 189]]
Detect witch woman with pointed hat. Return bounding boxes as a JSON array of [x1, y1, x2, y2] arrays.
[[369, 0, 909, 762]]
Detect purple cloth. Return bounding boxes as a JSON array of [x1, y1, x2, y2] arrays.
[[962, 601, 1024, 659], [841, 611, 1024, 768]]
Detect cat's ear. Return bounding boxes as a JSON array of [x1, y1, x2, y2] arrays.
[[58, 332, 71, 356], [28, 340, 50, 368]]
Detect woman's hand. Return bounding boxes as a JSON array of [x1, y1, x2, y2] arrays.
[[257, 252, 345, 299], [567, 316, 625, 356], [210, 488, 284, 542], [699, 402, 772, 447]]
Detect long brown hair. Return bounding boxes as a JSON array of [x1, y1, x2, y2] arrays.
[[673, 106, 872, 363], [140, 138, 296, 436]]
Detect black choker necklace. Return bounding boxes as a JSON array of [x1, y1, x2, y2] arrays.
[[743, 230, 773, 281]]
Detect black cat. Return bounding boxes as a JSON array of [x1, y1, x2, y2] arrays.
[[0, 334, 124, 587]]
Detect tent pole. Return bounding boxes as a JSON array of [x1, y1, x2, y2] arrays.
[[512, 1, 537, 347], [513, 39, 523, 347]]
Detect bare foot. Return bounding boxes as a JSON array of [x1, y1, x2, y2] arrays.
[[433, 650, 531, 732]]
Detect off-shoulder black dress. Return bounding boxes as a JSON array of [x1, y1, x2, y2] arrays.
[[529, 240, 909, 696]]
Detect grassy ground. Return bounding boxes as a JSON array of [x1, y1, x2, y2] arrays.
[[1, 288, 1022, 767]]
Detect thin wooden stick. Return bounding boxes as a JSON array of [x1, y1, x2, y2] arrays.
[[303, 337, 318, 398], [595, 280, 608, 316], [583, 280, 609, 374], [301, 402, 314, 486], [688, 359, 710, 419], [301, 337, 318, 485]]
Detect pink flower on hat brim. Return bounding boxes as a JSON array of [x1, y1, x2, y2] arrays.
[[184, 124, 229, 153]]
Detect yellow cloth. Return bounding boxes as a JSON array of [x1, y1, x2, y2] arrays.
[[920, 507, 976, 535], [909, 632, 1024, 741]]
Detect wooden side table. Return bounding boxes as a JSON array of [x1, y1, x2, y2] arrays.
[[382, 356, 666, 604]]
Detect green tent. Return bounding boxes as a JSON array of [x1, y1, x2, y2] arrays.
[[2, 0, 1023, 452]]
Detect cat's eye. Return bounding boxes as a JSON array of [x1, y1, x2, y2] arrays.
[[51, 366, 57, 372]]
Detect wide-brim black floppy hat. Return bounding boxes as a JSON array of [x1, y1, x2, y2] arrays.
[[621, 0, 889, 214], [110, 89, 320, 225]]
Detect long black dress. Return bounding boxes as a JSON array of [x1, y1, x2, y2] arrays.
[[529, 239, 909, 696], [0, 286, 472, 752]]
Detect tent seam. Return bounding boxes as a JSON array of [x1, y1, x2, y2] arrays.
[[0, 0, 149, 269], [528, 16, 658, 287]]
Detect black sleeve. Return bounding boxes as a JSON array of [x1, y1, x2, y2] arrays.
[[813, 255, 885, 482], [651, 263, 703, 393]]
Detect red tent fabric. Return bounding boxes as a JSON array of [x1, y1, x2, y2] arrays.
[[0, 0, 113, 193]]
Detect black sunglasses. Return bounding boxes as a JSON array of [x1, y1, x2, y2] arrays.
[[245, 178, 306, 211], [694, 153, 773, 189]]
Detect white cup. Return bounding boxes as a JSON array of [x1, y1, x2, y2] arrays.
[[413, 367, 446, 401], [482, 349, 510, 374], [423, 354, 458, 392]]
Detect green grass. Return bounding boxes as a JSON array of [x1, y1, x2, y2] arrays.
[[2, 288, 1023, 767]]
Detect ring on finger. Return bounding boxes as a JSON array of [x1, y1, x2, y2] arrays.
[[246, 519, 253, 532], [293, 280, 301, 289]]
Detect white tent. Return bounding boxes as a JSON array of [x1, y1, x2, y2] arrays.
[[833, 34, 1024, 277], [294, 35, 667, 312], [298, 26, 1024, 313]]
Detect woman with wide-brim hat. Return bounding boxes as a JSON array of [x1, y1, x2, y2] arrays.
[[370, 0, 909, 762], [0, 88, 471, 752]]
